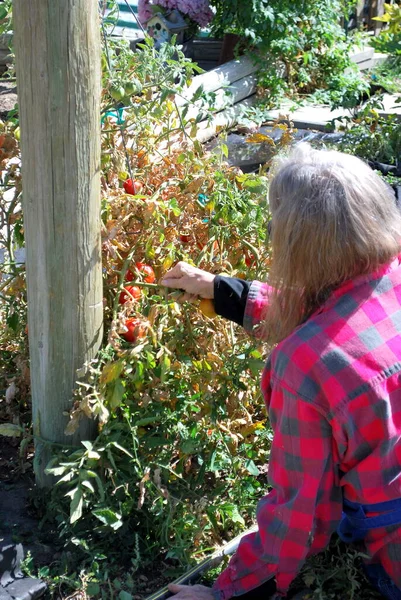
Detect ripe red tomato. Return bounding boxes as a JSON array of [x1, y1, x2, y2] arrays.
[[118, 285, 141, 304], [180, 233, 191, 243], [123, 178, 143, 195], [245, 253, 255, 267], [121, 318, 147, 343], [135, 262, 155, 283]]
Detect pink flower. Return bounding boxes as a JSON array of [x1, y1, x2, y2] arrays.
[[138, 0, 153, 24], [139, 0, 213, 28]]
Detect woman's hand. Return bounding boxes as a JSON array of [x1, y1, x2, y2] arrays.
[[161, 261, 215, 302], [167, 583, 215, 600]]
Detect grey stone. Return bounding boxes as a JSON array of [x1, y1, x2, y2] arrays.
[[0, 542, 24, 587], [4, 577, 47, 600], [0, 587, 13, 600]]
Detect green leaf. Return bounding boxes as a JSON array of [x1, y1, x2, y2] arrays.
[[145, 436, 169, 449], [92, 508, 123, 530], [0, 423, 23, 437], [168, 198, 181, 217], [6, 312, 18, 332], [87, 450, 101, 460], [247, 358, 265, 376], [100, 360, 124, 385], [81, 480, 95, 493], [229, 505, 245, 525], [86, 583, 101, 596], [119, 592, 133, 600], [38, 566, 50, 578], [160, 354, 171, 383], [244, 459, 260, 476], [109, 441, 134, 458], [57, 471, 76, 484], [70, 488, 83, 523], [85, 470, 105, 501], [44, 465, 67, 477], [107, 378, 125, 410], [135, 416, 160, 427]]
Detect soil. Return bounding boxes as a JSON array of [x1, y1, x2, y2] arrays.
[[0, 437, 181, 599], [0, 438, 55, 567]]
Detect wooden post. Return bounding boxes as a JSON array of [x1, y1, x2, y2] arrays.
[[369, 0, 385, 35], [219, 34, 241, 65], [356, 0, 366, 27], [13, 0, 103, 486]]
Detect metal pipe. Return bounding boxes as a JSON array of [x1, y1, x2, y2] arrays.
[[145, 526, 258, 600]]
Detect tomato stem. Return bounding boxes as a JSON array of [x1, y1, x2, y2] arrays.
[[134, 282, 159, 289]]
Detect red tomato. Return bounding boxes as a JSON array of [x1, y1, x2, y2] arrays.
[[118, 285, 141, 304], [121, 318, 147, 343], [126, 269, 135, 282], [135, 262, 155, 283], [123, 178, 143, 195], [180, 233, 191, 243], [245, 253, 255, 267]]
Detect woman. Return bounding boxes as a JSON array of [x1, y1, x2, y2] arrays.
[[161, 144, 401, 600]]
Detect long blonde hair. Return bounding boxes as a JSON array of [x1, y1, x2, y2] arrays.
[[265, 143, 401, 343]]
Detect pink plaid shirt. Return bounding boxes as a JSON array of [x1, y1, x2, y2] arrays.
[[213, 255, 401, 598]]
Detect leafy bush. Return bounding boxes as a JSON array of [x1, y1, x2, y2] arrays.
[[210, 0, 369, 106], [370, 2, 401, 56], [335, 95, 401, 167], [33, 35, 280, 591]]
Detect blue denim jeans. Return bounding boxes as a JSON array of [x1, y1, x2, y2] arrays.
[[337, 497, 401, 599], [363, 563, 401, 600]]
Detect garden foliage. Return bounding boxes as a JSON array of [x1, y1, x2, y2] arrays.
[[45, 36, 276, 569], [0, 2, 398, 597], [0, 33, 280, 591], [209, 0, 369, 105]]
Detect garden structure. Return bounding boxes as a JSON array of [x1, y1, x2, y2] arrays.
[[0, 0, 401, 599]]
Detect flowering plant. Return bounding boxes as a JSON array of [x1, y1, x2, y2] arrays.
[[138, 0, 214, 29]]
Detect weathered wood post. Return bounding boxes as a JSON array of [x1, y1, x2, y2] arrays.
[[13, 0, 103, 486], [369, 0, 385, 35]]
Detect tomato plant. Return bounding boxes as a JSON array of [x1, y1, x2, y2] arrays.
[[135, 262, 156, 283], [123, 178, 143, 195], [2, 30, 278, 597], [121, 317, 147, 342], [118, 285, 141, 304]]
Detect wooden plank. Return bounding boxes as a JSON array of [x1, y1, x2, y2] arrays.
[[196, 96, 257, 143], [14, 0, 103, 485], [265, 94, 401, 132], [349, 46, 375, 64], [182, 73, 258, 121], [356, 58, 374, 70], [178, 55, 258, 103], [370, 52, 388, 68], [192, 39, 223, 62]]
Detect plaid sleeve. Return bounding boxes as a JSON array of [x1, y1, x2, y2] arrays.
[[213, 385, 343, 599], [243, 281, 273, 336]]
